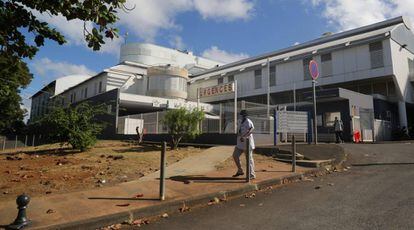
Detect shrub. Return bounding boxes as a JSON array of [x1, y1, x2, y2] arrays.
[[163, 108, 205, 149]]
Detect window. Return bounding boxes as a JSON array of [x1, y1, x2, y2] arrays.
[[227, 75, 234, 82], [321, 53, 332, 77], [254, 69, 262, 89], [218, 77, 224, 84], [369, 41, 384, 69], [408, 58, 414, 79], [94, 82, 98, 95], [98, 81, 103, 93], [387, 81, 396, 96], [303, 57, 313, 80], [324, 112, 341, 127], [269, 66, 276, 86], [84, 87, 88, 98]]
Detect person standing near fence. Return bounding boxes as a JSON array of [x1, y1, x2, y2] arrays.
[[136, 126, 143, 144], [232, 110, 256, 179], [334, 117, 344, 143]]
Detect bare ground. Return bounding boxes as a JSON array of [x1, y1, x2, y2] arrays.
[[0, 140, 204, 201]]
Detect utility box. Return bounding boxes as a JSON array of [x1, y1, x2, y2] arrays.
[[117, 117, 144, 135]]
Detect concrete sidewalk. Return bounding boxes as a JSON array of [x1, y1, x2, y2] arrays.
[[0, 146, 325, 230]]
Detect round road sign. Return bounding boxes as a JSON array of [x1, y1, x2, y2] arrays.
[[309, 60, 319, 80]]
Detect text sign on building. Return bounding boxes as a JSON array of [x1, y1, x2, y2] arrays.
[[199, 82, 235, 98], [276, 111, 308, 133]]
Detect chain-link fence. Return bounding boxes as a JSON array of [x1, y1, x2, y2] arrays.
[[0, 135, 46, 151]]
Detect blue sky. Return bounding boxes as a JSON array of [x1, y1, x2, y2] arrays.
[[22, 0, 414, 114]]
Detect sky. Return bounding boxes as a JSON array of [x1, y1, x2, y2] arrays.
[[21, 0, 414, 118]]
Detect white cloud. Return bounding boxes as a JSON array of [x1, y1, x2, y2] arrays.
[[310, 0, 414, 31], [202, 46, 249, 64], [32, 0, 255, 54], [31, 58, 96, 81], [193, 0, 254, 21], [169, 35, 186, 50]]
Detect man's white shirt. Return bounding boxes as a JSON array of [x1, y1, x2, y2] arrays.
[[236, 118, 255, 150]]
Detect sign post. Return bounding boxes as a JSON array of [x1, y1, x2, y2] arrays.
[[309, 60, 319, 145]]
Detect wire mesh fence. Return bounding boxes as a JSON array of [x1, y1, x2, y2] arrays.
[[0, 135, 46, 151]]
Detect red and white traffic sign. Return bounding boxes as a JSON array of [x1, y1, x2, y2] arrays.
[[309, 60, 319, 80]]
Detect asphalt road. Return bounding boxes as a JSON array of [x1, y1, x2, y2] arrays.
[[140, 142, 414, 230]]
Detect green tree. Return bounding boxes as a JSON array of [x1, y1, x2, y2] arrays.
[[0, 54, 32, 134], [0, 0, 127, 134], [163, 108, 205, 150], [38, 102, 107, 151]]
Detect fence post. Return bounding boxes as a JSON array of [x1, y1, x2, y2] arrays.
[[159, 142, 166, 201], [292, 135, 296, 172], [245, 138, 251, 183], [24, 135, 28, 147], [32, 135, 35, 147], [14, 135, 18, 149]]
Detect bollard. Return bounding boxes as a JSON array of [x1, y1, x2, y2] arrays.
[[159, 142, 166, 201], [7, 194, 31, 230], [245, 138, 250, 183], [292, 135, 296, 172]]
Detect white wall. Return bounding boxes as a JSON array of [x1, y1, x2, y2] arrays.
[[120, 43, 222, 69], [390, 39, 414, 103], [190, 39, 394, 103]]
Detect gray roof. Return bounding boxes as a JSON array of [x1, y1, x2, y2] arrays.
[[193, 16, 410, 77]]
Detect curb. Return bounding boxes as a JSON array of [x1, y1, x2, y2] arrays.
[[34, 146, 347, 230], [33, 168, 328, 230]]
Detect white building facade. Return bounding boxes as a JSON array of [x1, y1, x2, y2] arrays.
[[30, 16, 414, 142]]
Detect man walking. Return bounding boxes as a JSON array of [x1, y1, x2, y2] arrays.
[[232, 110, 256, 179], [334, 117, 344, 143]]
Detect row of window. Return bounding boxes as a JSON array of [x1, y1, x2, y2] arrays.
[[216, 41, 384, 89], [69, 81, 103, 103]]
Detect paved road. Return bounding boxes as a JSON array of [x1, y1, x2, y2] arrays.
[[141, 142, 414, 230]]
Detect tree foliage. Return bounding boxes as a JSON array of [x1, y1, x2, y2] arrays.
[[0, 53, 32, 134], [33, 102, 107, 151], [0, 0, 127, 59], [163, 108, 205, 149], [0, 0, 126, 134]]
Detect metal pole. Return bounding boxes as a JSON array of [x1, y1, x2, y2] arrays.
[[312, 80, 318, 144], [292, 135, 296, 172], [267, 58, 270, 118], [159, 142, 166, 201], [156, 112, 159, 134], [219, 103, 222, 134], [273, 109, 277, 146], [234, 80, 238, 134], [245, 138, 251, 183], [293, 82, 296, 111], [14, 135, 18, 149]]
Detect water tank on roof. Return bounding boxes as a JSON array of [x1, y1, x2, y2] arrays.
[[147, 65, 188, 99]]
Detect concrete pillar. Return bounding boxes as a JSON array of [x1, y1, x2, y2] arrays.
[[398, 101, 408, 130]]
